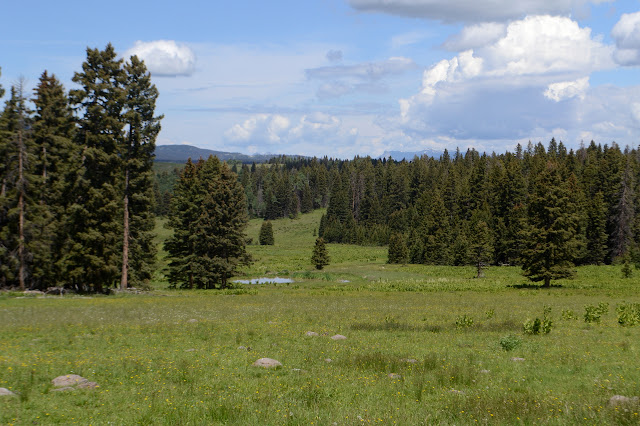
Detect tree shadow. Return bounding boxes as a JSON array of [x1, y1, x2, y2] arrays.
[[507, 283, 563, 289]]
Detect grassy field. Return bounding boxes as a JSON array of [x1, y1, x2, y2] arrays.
[[1, 210, 640, 424]]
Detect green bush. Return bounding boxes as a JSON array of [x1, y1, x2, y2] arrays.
[[455, 314, 474, 328], [584, 302, 608, 323], [616, 303, 640, 326], [499, 334, 522, 351]]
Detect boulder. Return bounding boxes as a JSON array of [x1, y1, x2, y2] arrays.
[[609, 395, 639, 407], [305, 331, 319, 337], [252, 358, 282, 368], [52, 374, 88, 387], [0, 388, 16, 396], [331, 334, 347, 340]]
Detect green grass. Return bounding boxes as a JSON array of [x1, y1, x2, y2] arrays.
[[2, 211, 640, 424]]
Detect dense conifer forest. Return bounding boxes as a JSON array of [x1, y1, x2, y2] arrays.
[[234, 140, 640, 277]]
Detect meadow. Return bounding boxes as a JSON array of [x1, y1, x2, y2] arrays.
[[1, 210, 639, 425]]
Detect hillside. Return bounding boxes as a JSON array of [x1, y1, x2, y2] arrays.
[[154, 144, 298, 163]]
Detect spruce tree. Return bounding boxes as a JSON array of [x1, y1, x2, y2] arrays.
[[387, 233, 408, 264], [521, 161, 578, 287], [30, 71, 76, 288], [68, 44, 126, 292], [469, 218, 493, 278], [120, 55, 162, 289], [166, 156, 251, 289], [259, 220, 275, 245], [311, 237, 330, 270]]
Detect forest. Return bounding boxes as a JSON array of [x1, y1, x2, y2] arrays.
[[2, 43, 640, 292], [230, 140, 640, 282]]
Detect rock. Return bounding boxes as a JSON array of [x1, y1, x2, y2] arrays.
[[252, 358, 282, 368], [77, 381, 99, 389], [0, 388, 16, 396], [324, 358, 333, 363], [401, 358, 418, 364], [480, 369, 490, 374], [185, 348, 196, 352], [23, 290, 44, 295], [388, 373, 402, 379], [237, 346, 247, 350], [511, 357, 525, 362], [52, 374, 88, 388], [305, 331, 319, 337], [51, 386, 76, 392], [331, 334, 347, 340], [609, 395, 639, 407], [187, 319, 198, 323]]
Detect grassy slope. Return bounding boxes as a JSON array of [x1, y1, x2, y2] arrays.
[[1, 211, 640, 425]]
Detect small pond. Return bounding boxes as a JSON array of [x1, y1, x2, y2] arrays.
[[233, 277, 294, 285]]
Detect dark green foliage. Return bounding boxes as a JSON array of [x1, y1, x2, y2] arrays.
[[520, 161, 579, 287], [387, 233, 408, 264], [259, 221, 274, 245], [166, 156, 251, 289], [469, 218, 493, 278], [311, 238, 329, 270]]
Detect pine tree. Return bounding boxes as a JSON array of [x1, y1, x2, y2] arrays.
[[120, 55, 162, 289], [0, 81, 32, 290], [521, 161, 578, 287], [30, 71, 76, 289], [311, 237, 330, 270], [387, 233, 408, 264], [469, 218, 493, 278], [259, 220, 274, 245], [68, 44, 126, 292], [166, 157, 251, 289]]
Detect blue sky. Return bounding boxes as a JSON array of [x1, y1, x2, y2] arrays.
[[2, 0, 640, 158]]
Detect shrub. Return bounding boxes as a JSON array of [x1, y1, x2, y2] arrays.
[[584, 302, 608, 323], [499, 334, 522, 351], [616, 303, 640, 326], [455, 314, 474, 328], [524, 305, 552, 334]]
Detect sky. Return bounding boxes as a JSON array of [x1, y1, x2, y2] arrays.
[[2, 0, 640, 158]]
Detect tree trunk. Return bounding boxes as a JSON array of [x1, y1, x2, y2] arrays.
[[120, 169, 129, 290], [18, 128, 25, 291]]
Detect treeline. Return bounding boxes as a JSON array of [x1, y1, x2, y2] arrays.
[[0, 44, 161, 292], [312, 140, 639, 267]]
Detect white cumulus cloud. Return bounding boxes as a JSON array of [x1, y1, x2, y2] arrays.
[[398, 15, 615, 144], [443, 23, 506, 51], [612, 12, 640, 65], [544, 77, 590, 102], [125, 40, 196, 77]]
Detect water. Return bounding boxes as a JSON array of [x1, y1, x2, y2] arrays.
[[233, 277, 294, 285]]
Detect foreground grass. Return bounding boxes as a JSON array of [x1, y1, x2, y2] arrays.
[[1, 211, 639, 424]]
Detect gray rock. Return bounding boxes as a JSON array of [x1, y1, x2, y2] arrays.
[[331, 334, 347, 340], [51, 386, 76, 392], [324, 358, 333, 363], [0, 388, 16, 396], [252, 358, 282, 368], [609, 395, 639, 407], [511, 357, 525, 362], [52, 374, 88, 387], [388, 373, 402, 379], [187, 319, 198, 323], [305, 331, 319, 337]]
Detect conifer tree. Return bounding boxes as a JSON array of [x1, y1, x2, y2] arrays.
[[120, 55, 162, 289], [68, 44, 126, 292], [0, 81, 32, 290], [469, 218, 493, 278], [259, 220, 275, 245], [166, 156, 251, 289], [387, 233, 408, 264], [29, 71, 76, 289], [521, 161, 578, 287], [311, 237, 330, 270]]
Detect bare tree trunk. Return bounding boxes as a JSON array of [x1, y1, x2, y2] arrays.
[[120, 169, 129, 290], [18, 128, 25, 291]]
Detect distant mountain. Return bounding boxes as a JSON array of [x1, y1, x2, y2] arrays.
[[380, 148, 443, 160], [154, 144, 294, 163]]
